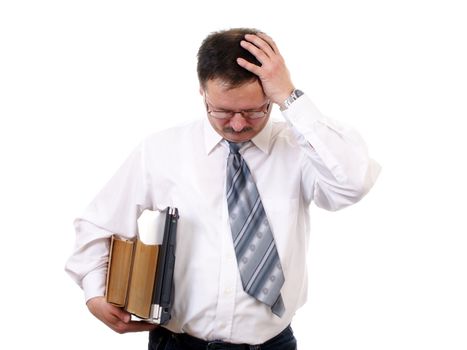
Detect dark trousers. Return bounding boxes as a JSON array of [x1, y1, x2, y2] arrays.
[[148, 325, 297, 350]]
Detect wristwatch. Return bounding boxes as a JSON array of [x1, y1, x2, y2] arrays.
[[282, 89, 304, 110]]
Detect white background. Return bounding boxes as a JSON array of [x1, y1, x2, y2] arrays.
[[1, 0, 466, 349]]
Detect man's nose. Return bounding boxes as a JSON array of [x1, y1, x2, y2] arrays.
[[229, 113, 249, 131]]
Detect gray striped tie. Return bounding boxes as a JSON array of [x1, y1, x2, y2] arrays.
[[226, 141, 285, 317]]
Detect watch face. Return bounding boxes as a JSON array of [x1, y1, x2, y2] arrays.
[[284, 89, 304, 109], [294, 89, 304, 98]]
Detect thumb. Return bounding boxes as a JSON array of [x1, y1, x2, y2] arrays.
[[113, 307, 131, 323]]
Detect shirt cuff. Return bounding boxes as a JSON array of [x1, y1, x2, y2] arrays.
[[82, 269, 107, 303], [281, 94, 324, 126]]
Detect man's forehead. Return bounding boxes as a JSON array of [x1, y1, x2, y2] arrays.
[[204, 78, 261, 90], [205, 79, 265, 101]]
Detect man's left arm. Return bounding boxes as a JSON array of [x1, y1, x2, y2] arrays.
[[281, 95, 381, 210], [238, 33, 381, 210]]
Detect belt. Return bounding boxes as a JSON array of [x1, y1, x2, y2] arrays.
[[176, 334, 256, 349], [171, 325, 292, 350]]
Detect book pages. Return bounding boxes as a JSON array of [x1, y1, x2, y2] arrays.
[[137, 209, 165, 245]]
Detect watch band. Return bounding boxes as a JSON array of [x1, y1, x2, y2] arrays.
[[283, 89, 304, 109]]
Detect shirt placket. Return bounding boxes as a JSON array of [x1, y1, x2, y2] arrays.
[[210, 148, 238, 341]]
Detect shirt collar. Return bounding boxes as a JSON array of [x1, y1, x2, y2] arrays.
[[250, 118, 272, 155], [203, 118, 223, 155], [203, 117, 273, 155]]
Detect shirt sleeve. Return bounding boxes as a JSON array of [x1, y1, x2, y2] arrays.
[[281, 94, 381, 211], [64, 141, 153, 302]]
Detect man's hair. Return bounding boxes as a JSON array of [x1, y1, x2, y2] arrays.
[[197, 28, 262, 89]]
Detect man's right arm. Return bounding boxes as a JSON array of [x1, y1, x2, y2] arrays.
[[65, 141, 156, 332]]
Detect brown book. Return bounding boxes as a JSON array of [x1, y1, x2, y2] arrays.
[[105, 235, 159, 319], [105, 237, 135, 307], [126, 239, 159, 318]]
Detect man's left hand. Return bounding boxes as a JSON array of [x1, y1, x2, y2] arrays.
[[237, 33, 295, 108]]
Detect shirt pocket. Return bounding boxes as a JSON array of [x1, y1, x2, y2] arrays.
[[261, 196, 300, 259]]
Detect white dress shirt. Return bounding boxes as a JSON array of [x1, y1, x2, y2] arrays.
[[65, 95, 380, 344]]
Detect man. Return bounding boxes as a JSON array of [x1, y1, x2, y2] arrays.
[[66, 28, 380, 349]]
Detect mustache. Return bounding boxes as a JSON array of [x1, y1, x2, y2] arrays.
[[222, 126, 253, 134]]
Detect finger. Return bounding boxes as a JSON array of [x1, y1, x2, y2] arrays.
[[109, 315, 157, 333], [244, 33, 277, 56], [237, 57, 262, 76], [113, 308, 132, 323], [240, 39, 270, 63], [103, 312, 128, 333], [255, 33, 280, 55], [113, 320, 158, 333], [124, 321, 159, 333], [107, 303, 132, 323]]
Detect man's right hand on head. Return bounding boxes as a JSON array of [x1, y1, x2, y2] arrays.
[[86, 296, 157, 334]]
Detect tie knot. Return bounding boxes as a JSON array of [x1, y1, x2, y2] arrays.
[[228, 141, 241, 154]]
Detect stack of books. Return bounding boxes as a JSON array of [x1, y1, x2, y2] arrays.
[[105, 207, 179, 325]]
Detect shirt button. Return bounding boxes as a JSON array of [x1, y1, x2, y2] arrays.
[[224, 288, 232, 295]]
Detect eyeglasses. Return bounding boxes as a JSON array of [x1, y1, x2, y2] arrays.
[[204, 96, 271, 120]]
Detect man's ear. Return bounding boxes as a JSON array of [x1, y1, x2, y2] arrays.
[[199, 86, 204, 96]]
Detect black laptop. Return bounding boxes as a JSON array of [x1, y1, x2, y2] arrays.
[[149, 207, 179, 325]]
